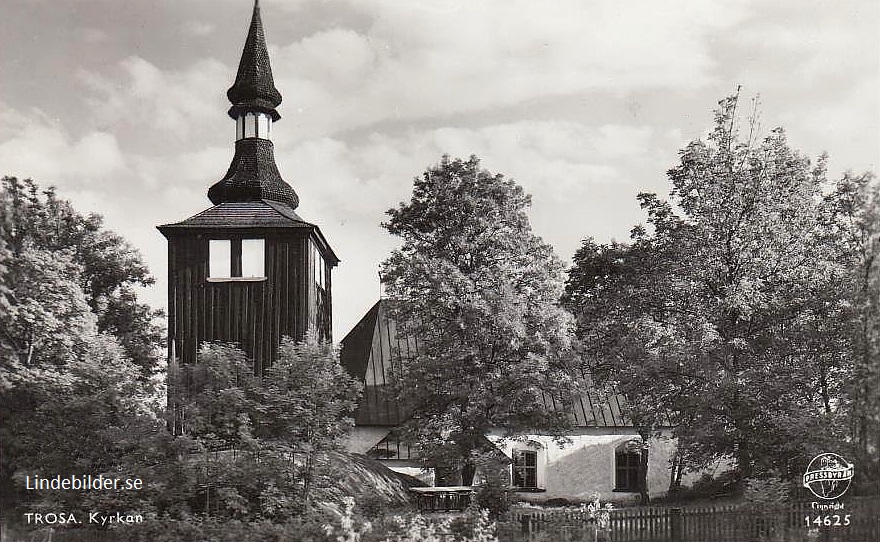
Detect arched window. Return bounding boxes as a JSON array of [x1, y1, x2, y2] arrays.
[[614, 440, 645, 492]]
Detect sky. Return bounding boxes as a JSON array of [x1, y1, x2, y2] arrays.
[[1, 0, 878, 339]]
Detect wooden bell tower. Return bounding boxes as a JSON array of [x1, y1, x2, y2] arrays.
[[158, 0, 338, 375]]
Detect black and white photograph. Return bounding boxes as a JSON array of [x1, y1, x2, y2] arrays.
[[1, 1, 878, 541]]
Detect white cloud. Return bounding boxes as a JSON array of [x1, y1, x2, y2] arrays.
[[81, 28, 109, 44], [0, 103, 126, 185], [268, 118, 670, 333], [78, 56, 229, 147], [183, 21, 216, 37], [267, 0, 752, 137], [3, 0, 875, 337], [784, 78, 880, 175]]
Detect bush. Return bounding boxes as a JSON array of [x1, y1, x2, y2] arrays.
[[473, 452, 511, 519], [742, 473, 790, 505], [321, 500, 498, 542], [110, 514, 334, 542], [678, 470, 741, 500]]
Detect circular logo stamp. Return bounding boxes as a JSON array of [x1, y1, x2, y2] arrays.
[[803, 453, 854, 500]]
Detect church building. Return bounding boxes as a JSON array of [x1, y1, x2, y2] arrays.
[[159, 1, 705, 502], [338, 300, 693, 501]]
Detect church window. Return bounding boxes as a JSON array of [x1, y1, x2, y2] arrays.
[[512, 449, 538, 489], [240, 239, 265, 277], [312, 241, 330, 340], [208, 238, 265, 280], [243, 112, 257, 138], [208, 240, 231, 278], [313, 242, 325, 289], [614, 441, 644, 492], [257, 114, 271, 139], [236, 112, 272, 141]]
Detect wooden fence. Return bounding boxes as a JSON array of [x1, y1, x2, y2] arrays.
[[508, 497, 880, 542]]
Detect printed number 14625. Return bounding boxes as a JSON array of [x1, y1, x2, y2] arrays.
[[804, 514, 851, 527]]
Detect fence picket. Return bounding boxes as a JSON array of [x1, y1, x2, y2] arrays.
[[507, 496, 880, 542]]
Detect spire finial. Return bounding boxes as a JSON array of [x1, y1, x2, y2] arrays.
[[227, 0, 282, 121]]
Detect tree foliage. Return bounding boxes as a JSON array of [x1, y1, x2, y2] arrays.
[[0, 246, 97, 366], [563, 93, 879, 488], [821, 171, 880, 493], [380, 155, 578, 483], [0, 179, 371, 538], [168, 333, 362, 517], [0, 178, 165, 516], [0, 176, 163, 377]]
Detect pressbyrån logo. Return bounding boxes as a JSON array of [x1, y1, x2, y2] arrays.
[[803, 453, 854, 500]]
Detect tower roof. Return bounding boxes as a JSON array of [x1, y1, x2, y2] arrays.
[[208, 138, 300, 208], [227, 0, 282, 121], [210, 1, 300, 209]]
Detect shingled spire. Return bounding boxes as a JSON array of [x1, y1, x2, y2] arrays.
[[209, 0, 299, 210], [227, 0, 282, 121]]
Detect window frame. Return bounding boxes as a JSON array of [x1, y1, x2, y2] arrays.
[[614, 445, 644, 492], [207, 237, 267, 282], [511, 449, 539, 490]]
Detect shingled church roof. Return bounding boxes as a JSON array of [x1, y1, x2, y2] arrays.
[[159, 199, 339, 264], [207, 139, 300, 209], [340, 300, 630, 428], [227, 0, 282, 121], [206, 0, 301, 211]]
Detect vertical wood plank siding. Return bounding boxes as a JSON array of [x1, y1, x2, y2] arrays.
[[167, 232, 311, 372]]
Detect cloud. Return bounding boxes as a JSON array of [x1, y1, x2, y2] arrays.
[[0, 103, 126, 185], [276, 119, 663, 251], [183, 21, 216, 37], [77, 56, 229, 148], [265, 118, 670, 333], [266, 0, 751, 138], [81, 28, 109, 44], [3, 0, 874, 338], [786, 78, 880, 174]]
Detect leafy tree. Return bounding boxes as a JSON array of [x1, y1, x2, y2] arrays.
[[0, 177, 167, 527], [380, 155, 578, 484], [0, 246, 96, 366], [1, 324, 165, 524], [0, 176, 163, 377], [821, 172, 880, 493], [168, 343, 257, 449], [169, 333, 362, 518], [251, 334, 362, 511], [563, 93, 875, 484]]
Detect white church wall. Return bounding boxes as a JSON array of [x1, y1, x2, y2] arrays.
[[487, 428, 684, 503]]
